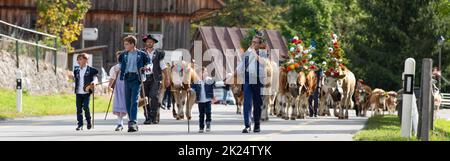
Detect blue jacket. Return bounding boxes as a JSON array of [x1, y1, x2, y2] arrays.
[[118, 49, 151, 81], [73, 66, 98, 94], [191, 78, 216, 102]]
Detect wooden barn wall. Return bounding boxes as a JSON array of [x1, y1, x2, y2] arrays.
[[90, 0, 221, 15], [71, 13, 191, 70]]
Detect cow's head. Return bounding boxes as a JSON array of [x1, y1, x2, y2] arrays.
[[287, 70, 299, 89], [170, 61, 192, 89], [324, 76, 342, 92]]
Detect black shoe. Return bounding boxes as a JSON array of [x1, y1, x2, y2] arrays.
[[76, 125, 83, 131], [254, 124, 261, 133], [143, 120, 152, 125], [242, 126, 251, 133], [87, 123, 92, 130], [128, 122, 138, 132], [199, 129, 204, 133], [152, 121, 159, 124], [115, 125, 123, 131]]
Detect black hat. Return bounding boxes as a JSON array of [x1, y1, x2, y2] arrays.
[[142, 34, 159, 43]]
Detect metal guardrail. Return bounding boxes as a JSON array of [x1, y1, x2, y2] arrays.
[[440, 93, 450, 108], [0, 20, 58, 74]]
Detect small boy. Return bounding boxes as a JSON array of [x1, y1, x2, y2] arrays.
[[73, 53, 98, 131], [191, 67, 215, 133]]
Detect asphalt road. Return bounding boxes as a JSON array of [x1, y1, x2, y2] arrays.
[[0, 104, 369, 141]]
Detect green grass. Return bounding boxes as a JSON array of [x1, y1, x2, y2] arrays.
[[353, 115, 450, 141], [0, 88, 112, 119]]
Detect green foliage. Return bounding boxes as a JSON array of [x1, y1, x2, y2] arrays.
[[193, 0, 289, 31], [353, 115, 450, 141], [194, 0, 450, 91], [240, 28, 259, 50], [0, 88, 110, 119], [349, 0, 449, 90], [36, 0, 91, 51]]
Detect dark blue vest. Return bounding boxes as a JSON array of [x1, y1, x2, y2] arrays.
[[73, 66, 99, 94]]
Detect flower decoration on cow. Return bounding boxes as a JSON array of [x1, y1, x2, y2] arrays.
[[323, 33, 347, 79], [282, 32, 348, 79], [282, 35, 312, 73]]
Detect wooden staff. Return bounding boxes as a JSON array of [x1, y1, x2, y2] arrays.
[[104, 72, 119, 120]]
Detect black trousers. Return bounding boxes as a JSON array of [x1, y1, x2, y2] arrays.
[[198, 102, 212, 129], [144, 75, 161, 122], [76, 94, 91, 126]]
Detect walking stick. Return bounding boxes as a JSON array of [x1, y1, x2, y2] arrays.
[[138, 70, 149, 120], [104, 87, 114, 120], [187, 89, 191, 133], [104, 72, 119, 120], [92, 87, 95, 129]]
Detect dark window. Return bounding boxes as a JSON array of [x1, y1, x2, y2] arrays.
[[123, 15, 137, 34], [30, 13, 37, 29], [147, 18, 162, 33]]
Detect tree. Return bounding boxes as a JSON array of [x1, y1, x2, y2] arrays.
[[349, 0, 449, 90], [36, 0, 91, 51], [193, 0, 288, 31]]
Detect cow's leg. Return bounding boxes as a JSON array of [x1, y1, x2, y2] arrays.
[[298, 97, 306, 119], [261, 96, 268, 121], [326, 97, 332, 116], [178, 90, 187, 119], [290, 97, 298, 120], [172, 90, 180, 119], [345, 97, 351, 119], [277, 95, 284, 117], [236, 96, 243, 115], [318, 93, 326, 116], [334, 102, 339, 118], [280, 95, 287, 119], [186, 90, 196, 120]]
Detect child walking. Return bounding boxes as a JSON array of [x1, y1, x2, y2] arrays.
[[191, 67, 215, 133], [108, 51, 127, 131], [73, 53, 98, 131]]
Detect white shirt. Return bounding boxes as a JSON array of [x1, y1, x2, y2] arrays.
[[198, 80, 210, 103], [76, 66, 98, 94], [146, 49, 167, 75]]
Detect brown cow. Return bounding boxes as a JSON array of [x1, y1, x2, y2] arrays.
[[305, 71, 318, 117], [261, 59, 279, 121], [284, 69, 302, 120], [275, 67, 289, 118], [369, 88, 386, 116], [230, 72, 244, 115], [323, 66, 356, 119], [170, 61, 199, 120], [354, 79, 372, 117], [385, 91, 398, 114], [296, 71, 309, 119], [319, 75, 334, 116]]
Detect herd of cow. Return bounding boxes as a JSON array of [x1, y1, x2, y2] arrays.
[[155, 59, 399, 122]]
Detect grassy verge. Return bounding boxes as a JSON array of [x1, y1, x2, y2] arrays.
[[0, 88, 111, 119], [353, 115, 450, 141]]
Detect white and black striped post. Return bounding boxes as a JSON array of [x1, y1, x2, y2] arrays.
[[401, 58, 416, 138]]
